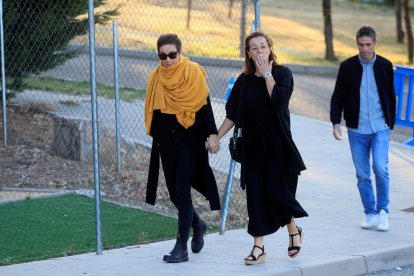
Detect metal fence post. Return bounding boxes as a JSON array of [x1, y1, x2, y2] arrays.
[[0, 0, 7, 148], [239, 0, 247, 57], [88, 0, 103, 255], [254, 0, 261, 30], [252, 0, 261, 31], [219, 159, 236, 234], [220, 77, 237, 234], [113, 20, 122, 175]]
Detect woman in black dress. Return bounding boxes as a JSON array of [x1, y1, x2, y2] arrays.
[[216, 31, 308, 265], [144, 34, 221, 263]]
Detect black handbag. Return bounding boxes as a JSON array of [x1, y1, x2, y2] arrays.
[[228, 76, 246, 163], [229, 128, 242, 162]]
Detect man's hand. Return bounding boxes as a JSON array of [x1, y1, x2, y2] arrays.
[[333, 124, 343, 140]]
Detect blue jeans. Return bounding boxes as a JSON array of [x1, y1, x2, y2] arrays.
[[348, 129, 390, 215]]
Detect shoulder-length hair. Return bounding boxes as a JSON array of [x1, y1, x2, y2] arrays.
[[243, 31, 279, 75]]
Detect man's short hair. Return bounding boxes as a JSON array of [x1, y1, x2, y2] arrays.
[[356, 26, 376, 42]]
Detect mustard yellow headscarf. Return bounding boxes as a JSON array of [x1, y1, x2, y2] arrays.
[[145, 56, 209, 135]]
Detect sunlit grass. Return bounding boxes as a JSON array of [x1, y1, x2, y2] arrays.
[[259, 0, 409, 65], [74, 0, 249, 59], [76, 0, 413, 65]]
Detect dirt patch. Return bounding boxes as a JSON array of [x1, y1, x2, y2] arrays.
[[0, 105, 247, 229], [1, 106, 95, 189]]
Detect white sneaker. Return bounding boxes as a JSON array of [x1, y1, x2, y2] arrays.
[[361, 214, 378, 229], [376, 210, 389, 231]]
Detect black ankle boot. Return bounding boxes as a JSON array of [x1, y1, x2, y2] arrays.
[[163, 239, 188, 263], [191, 220, 207, 253]]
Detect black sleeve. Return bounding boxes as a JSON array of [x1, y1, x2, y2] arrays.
[[270, 66, 294, 110], [225, 74, 243, 123], [330, 63, 345, 125], [387, 62, 397, 129], [198, 96, 218, 135]]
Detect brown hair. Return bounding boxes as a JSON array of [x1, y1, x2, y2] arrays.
[[243, 31, 278, 75], [157, 33, 182, 53]]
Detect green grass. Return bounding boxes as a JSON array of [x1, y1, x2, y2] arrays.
[[24, 77, 146, 101], [0, 194, 177, 265]]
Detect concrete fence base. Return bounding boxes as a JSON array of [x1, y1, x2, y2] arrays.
[[52, 115, 148, 167], [52, 116, 91, 162]]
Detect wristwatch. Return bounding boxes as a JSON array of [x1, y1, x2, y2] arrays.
[[263, 71, 272, 79]]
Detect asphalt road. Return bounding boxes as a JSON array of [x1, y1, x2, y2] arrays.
[[41, 52, 413, 143]]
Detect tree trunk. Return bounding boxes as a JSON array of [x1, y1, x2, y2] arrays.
[[322, 0, 336, 61], [396, 0, 404, 43], [404, 0, 413, 63], [186, 0, 192, 30], [228, 0, 235, 19]]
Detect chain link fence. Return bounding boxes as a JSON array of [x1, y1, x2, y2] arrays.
[[0, 0, 255, 264]]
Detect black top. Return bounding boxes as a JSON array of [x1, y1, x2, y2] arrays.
[[244, 74, 282, 163], [226, 65, 306, 188], [330, 54, 396, 129]]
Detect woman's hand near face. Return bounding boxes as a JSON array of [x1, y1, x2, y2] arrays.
[[255, 54, 273, 76]]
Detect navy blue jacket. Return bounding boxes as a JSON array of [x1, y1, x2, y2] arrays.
[[330, 54, 396, 130]]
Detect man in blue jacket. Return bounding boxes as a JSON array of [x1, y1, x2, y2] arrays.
[[330, 26, 396, 231]]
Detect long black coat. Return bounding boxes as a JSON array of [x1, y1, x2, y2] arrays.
[[146, 97, 221, 211]]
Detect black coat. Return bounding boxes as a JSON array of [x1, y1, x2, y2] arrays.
[[226, 66, 306, 189], [146, 97, 221, 211], [330, 54, 396, 129]]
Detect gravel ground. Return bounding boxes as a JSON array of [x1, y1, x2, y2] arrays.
[[0, 105, 247, 229]]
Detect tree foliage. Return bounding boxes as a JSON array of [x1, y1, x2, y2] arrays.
[[3, 0, 119, 96]]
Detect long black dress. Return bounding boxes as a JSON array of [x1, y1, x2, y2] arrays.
[[226, 65, 308, 237]]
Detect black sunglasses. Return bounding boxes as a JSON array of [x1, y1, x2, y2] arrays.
[[158, 51, 178, 60]]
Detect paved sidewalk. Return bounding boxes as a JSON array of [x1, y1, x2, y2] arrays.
[[2, 114, 414, 276]]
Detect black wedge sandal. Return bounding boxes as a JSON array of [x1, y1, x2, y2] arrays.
[[288, 226, 303, 258], [244, 245, 266, 265]]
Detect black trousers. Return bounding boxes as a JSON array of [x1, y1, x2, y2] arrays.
[[159, 127, 201, 242]]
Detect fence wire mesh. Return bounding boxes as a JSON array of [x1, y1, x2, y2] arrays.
[[0, 0, 254, 264]]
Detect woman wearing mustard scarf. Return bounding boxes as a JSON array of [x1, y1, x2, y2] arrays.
[[144, 34, 221, 263]]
